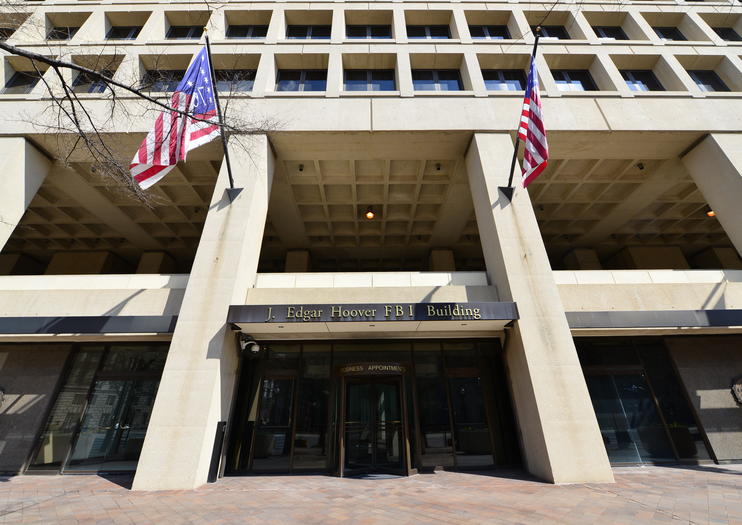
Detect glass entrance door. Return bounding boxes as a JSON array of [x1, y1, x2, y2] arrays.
[[344, 380, 404, 474]]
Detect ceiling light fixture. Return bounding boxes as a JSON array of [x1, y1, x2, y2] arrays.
[[364, 207, 376, 220], [706, 207, 716, 218], [436, 163, 442, 171], [298, 164, 304, 172]]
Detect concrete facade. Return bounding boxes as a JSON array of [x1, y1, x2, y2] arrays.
[[0, 0, 739, 492]]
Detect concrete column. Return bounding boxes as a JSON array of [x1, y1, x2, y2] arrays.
[[132, 135, 275, 490], [0, 138, 51, 251], [682, 133, 742, 257], [465, 133, 614, 484]]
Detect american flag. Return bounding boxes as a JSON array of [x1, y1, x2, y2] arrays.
[[517, 54, 548, 188], [130, 46, 220, 189]]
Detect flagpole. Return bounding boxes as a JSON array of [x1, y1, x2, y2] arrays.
[[499, 27, 542, 202], [203, 29, 238, 195]]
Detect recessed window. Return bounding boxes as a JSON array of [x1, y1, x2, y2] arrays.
[[593, 26, 628, 40], [687, 70, 730, 92], [344, 70, 395, 91], [621, 70, 664, 92], [142, 70, 184, 92], [534, 25, 570, 39], [482, 69, 526, 91], [407, 25, 450, 39], [226, 25, 268, 38], [712, 27, 742, 41], [346, 25, 391, 39], [412, 69, 462, 91], [2, 70, 42, 94], [166, 26, 203, 39], [73, 70, 113, 93], [286, 25, 331, 39], [552, 70, 598, 91], [47, 26, 79, 40], [469, 25, 510, 39], [653, 26, 686, 41], [215, 69, 255, 92], [276, 70, 327, 91], [0, 27, 16, 41], [106, 26, 141, 40]]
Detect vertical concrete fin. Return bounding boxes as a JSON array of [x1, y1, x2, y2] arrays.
[[132, 135, 274, 491], [0, 138, 51, 251], [465, 132, 614, 484]]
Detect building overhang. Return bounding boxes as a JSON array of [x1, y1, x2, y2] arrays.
[[228, 301, 518, 338]]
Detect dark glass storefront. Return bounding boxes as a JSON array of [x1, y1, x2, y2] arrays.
[[26, 343, 168, 473], [577, 338, 712, 465], [226, 339, 521, 475]]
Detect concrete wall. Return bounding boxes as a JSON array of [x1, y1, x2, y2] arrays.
[[0, 344, 71, 474], [665, 336, 742, 462]]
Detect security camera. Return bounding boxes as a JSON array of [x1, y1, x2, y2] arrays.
[[238, 334, 260, 354]]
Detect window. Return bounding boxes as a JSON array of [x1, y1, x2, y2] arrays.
[[552, 70, 598, 91], [621, 70, 664, 92], [166, 26, 203, 39], [469, 25, 510, 39], [593, 26, 628, 40], [286, 25, 331, 39], [534, 25, 570, 39], [653, 26, 686, 41], [0, 27, 16, 41], [346, 25, 392, 39], [276, 70, 327, 91], [344, 70, 395, 91], [482, 69, 526, 91], [412, 69, 462, 91], [2, 70, 42, 94], [688, 70, 730, 92], [73, 70, 113, 93], [142, 70, 184, 92], [106, 26, 141, 40], [712, 27, 742, 41], [47, 26, 79, 40], [226, 25, 268, 38], [215, 69, 256, 92], [407, 25, 450, 39]]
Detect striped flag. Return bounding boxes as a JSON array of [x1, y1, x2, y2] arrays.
[[517, 55, 548, 187], [130, 46, 220, 189]]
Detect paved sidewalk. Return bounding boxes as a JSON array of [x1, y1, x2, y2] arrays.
[[1, 465, 741, 524]]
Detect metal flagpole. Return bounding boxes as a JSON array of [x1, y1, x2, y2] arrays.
[[499, 27, 542, 202], [203, 28, 242, 199]]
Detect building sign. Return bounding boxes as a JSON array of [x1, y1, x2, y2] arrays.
[[227, 302, 518, 324], [339, 363, 406, 375]]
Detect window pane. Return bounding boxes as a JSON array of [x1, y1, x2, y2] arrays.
[[344, 70, 368, 91], [251, 25, 268, 38], [369, 25, 391, 38], [594, 26, 628, 40], [415, 351, 454, 467], [713, 27, 742, 41], [622, 70, 664, 92], [449, 376, 494, 466], [553, 70, 597, 91], [107, 26, 140, 40], [412, 70, 436, 90], [536, 25, 569, 39], [310, 25, 331, 39], [3, 71, 41, 94], [653, 26, 686, 41], [688, 70, 729, 92], [370, 69, 395, 91], [346, 25, 367, 38], [292, 350, 330, 470], [48, 26, 78, 40], [428, 25, 450, 38], [406, 25, 427, 38], [252, 378, 295, 472], [286, 25, 309, 38], [302, 70, 327, 91], [469, 25, 486, 38], [73, 70, 113, 94], [144, 70, 184, 92], [483, 70, 525, 91], [276, 70, 301, 91], [436, 70, 462, 91], [486, 25, 510, 39], [215, 70, 256, 92]]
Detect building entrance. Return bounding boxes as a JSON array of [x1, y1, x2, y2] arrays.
[[343, 379, 405, 475]]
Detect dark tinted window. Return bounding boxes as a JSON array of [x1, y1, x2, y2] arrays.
[[2, 71, 42, 94], [226, 25, 268, 38], [106, 26, 141, 39], [47, 26, 79, 40], [276, 70, 327, 91], [215, 69, 256, 92], [469, 25, 510, 39], [73, 70, 114, 93], [166, 25, 203, 39], [482, 69, 526, 91], [712, 27, 742, 41], [552, 69, 599, 91], [534, 25, 570, 39], [593, 25, 628, 40], [688, 70, 730, 92], [653, 26, 686, 41], [286, 25, 331, 39], [142, 70, 184, 92], [621, 70, 665, 92], [344, 69, 395, 91], [412, 69, 462, 91]]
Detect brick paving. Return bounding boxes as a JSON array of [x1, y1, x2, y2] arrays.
[[1, 465, 741, 524]]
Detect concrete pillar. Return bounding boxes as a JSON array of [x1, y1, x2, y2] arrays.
[[682, 133, 742, 257], [132, 135, 274, 490], [0, 138, 51, 252], [465, 133, 614, 484]]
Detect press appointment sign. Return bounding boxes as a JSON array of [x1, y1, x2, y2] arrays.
[[227, 302, 519, 324]]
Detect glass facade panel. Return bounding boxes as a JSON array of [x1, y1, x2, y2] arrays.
[[292, 349, 331, 470], [252, 378, 295, 471]]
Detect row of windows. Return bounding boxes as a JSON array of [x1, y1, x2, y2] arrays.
[[35, 22, 741, 43], [2, 65, 730, 94]]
